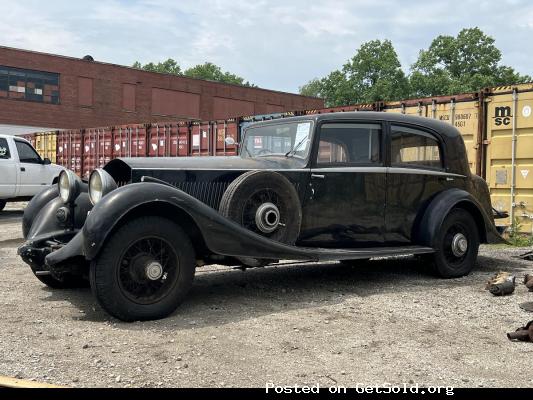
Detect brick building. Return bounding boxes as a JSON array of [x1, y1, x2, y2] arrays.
[[0, 46, 323, 134]]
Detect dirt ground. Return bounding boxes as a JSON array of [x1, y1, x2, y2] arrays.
[[0, 202, 532, 389]]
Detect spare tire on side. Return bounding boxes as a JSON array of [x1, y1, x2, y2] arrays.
[[219, 171, 302, 266]]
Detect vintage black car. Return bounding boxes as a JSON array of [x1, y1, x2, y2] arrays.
[[19, 112, 503, 321]]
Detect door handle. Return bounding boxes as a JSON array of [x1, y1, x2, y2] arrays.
[[311, 173, 325, 179], [20, 167, 25, 172]]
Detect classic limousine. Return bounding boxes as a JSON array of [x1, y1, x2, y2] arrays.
[[19, 112, 503, 321]]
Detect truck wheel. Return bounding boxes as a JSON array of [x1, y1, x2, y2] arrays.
[[0, 200, 5, 212], [89, 216, 195, 322], [432, 208, 479, 278], [219, 171, 302, 267]]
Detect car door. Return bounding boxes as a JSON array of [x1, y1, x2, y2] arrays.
[[14, 139, 49, 197], [385, 124, 451, 244], [300, 121, 386, 247], [0, 137, 18, 199]]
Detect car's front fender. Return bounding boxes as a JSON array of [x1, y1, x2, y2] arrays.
[[79, 182, 319, 262]]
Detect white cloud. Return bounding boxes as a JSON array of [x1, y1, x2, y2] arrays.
[[0, 0, 532, 92]]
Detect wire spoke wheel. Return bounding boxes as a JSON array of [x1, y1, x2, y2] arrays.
[[117, 236, 179, 305]]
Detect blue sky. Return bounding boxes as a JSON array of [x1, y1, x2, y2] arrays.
[[1, 0, 532, 93]]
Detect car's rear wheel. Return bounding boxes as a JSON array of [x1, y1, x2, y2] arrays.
[[89, 216, 195, 321], [432, 208, 479, 278], [219, 171, 302, 267], [0, 200, 6, 212]]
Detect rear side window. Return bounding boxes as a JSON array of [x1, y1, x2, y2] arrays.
[[0, 138, 10, 159], [391, 125, 442, 169], [15, 140, 41, 164], [317, 123, 381, 165]]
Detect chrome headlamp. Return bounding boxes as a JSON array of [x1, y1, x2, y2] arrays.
[[58, 170, 82, 204], [89, 169, 117, 205]]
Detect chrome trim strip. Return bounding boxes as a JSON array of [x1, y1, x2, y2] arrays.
[[311, 167, 466, 178], [387, 167, 466, 178], [311, 167, 387, 173]]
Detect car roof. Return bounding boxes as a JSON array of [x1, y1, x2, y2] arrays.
[[245, 111, 461, 139]]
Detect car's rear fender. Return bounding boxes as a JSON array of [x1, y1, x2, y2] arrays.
[[413, 188, 504, 246]]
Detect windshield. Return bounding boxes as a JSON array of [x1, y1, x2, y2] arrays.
[[241, 121, 313, 159]]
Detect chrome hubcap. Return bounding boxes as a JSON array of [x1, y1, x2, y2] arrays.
[[451, 233, 468, 257], [145, 261, 164, 281], [255, 202, 281, 233]]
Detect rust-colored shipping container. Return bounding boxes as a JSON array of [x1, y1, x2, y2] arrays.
[[112, 124, 148, 158], [153, 121, 191, 157], [148, 123, 171, 157], [56, 129, 83, 176], [82, 127, 113, 179], [213, 119, 238, 156], [190, 121, 212, 156]]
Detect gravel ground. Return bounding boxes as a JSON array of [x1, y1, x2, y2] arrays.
[[0, 203, 532, 389]]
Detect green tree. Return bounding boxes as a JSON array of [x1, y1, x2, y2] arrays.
[[133, 58, 182, 75], [410, 27, 531, 97], [132, 59, 254, 86], [184, 62, 254, 86], [299, 40, 409, 106]]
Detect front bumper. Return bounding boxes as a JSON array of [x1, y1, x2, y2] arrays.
[[18, 230, 85, 275]]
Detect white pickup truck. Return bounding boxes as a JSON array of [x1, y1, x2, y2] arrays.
[[0, 134, 63, 211]]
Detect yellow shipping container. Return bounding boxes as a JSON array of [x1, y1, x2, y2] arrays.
[[34, 131, 57, 163], [485, 83, 533, 234]]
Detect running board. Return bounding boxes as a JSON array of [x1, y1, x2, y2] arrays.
[[308, 245, 435, 262]]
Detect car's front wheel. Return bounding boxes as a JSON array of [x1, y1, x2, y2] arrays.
[[432, 208, 480, 278], [90, 216, 196, 321]]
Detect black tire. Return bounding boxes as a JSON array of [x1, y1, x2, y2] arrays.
[[219, 171, 302, 244], [0, 200, 5, 212], [432, 208, 480, 278], [89, 216, 195, 322]]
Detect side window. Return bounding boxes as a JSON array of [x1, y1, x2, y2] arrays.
[[15, 140, 41, 164], [317, 123, 381, 165], [391, 126, 442, 169], [0, 138, 11, 159]]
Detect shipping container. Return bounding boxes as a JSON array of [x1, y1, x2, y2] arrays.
[[484, 84, 533, 234], [190, 121, 212, 156], [302, 103, 377, 115], [113, 124, 148, 158], [34, 131, 58, 163], [56, 129, 82, 176], [82, 127, 113, 179], [213, 119, 239, 156]]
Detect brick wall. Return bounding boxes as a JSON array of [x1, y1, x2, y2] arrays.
[[0, 46, 323, 129]]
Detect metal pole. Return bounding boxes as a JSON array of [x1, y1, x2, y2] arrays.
[[450, 99, 456, 127], [510, 88, 518, 229]]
